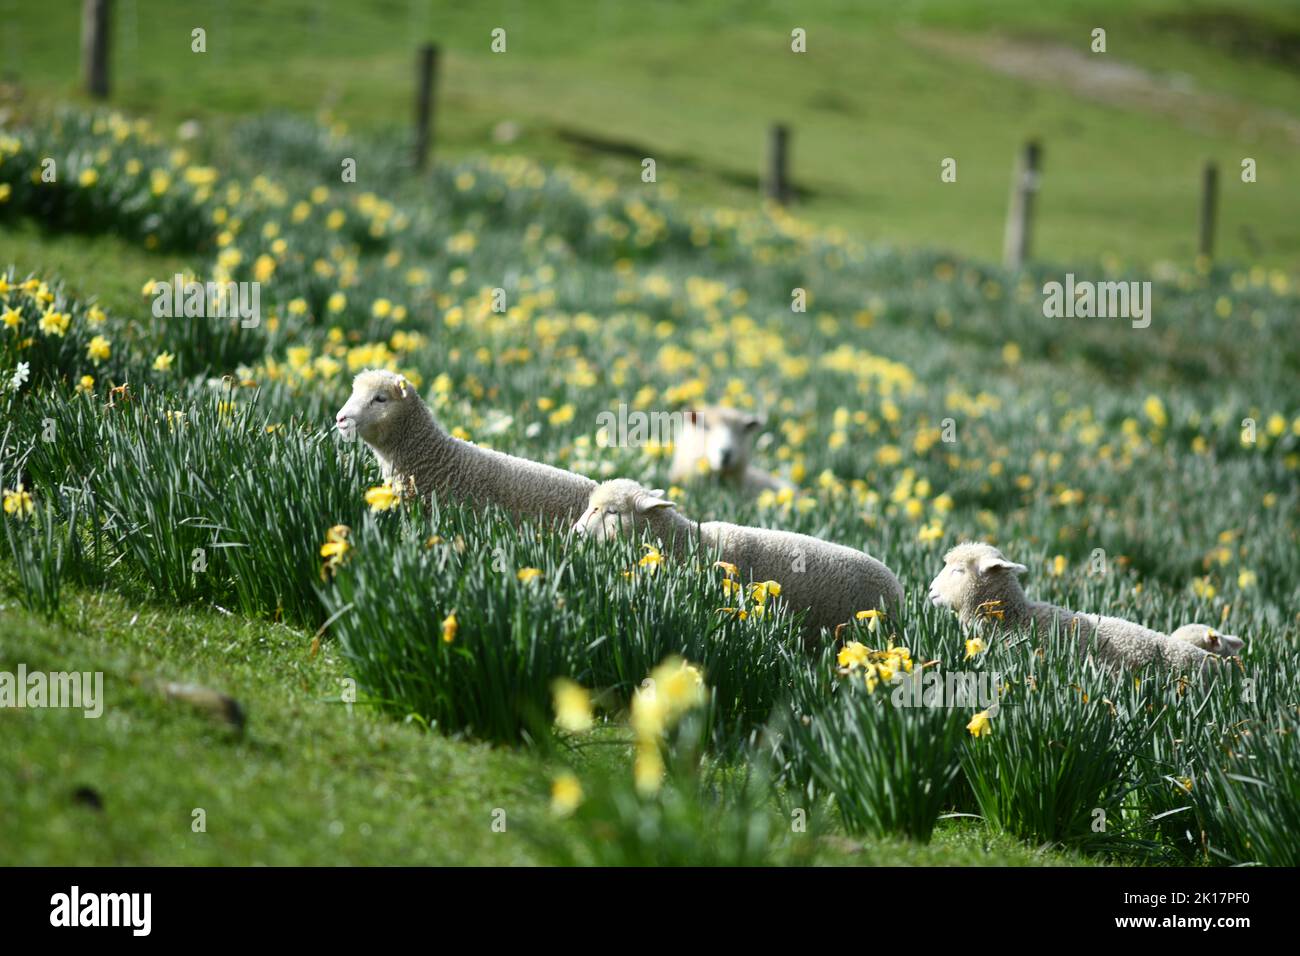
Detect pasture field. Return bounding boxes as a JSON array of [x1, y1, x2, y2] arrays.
[[1, 99, 1296, 866], [3, 0, 1300, 265]]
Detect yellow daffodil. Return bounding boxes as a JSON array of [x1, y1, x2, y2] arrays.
[[517, 567, 543, 584], [551, 773, 583, 815], [855, 608, 884, 632], [551, 678, 594, 733], [38, 310, 71, 337], [838, 641, 870, 670], [441, 611, 458, 644], [638, 544, 663, 573], [967, 710, 993, 738], [3, 484, 34, 518], [364, 482, 401, 512], [634, 739, 664, 796], [319, 524, 351, 578], [87, 335, 111, 363]]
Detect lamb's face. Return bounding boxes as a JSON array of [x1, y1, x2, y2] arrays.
[[1170, 624, 1245, 657], [929, 542, 1027, 612], [685, 407, 763, 475], [573, 479, 674, 541], [335, 370, 413, 444]]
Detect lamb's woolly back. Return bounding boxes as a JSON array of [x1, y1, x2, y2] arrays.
[[337, 368, 597, 525], [576, 479, 904, 641]]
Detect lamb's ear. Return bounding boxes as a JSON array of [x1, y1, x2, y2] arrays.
[[978, 553, 1027, 575], [646, 488, 666, 498], [635, 492, 676, 514]]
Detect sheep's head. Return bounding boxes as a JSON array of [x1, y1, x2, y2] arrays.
[[572, 479, 675, 541], [929, 541, 1027, 615], [335, 369, 415, 445], [1170, 623, 1245, 657], [683, 406, 764, 476]]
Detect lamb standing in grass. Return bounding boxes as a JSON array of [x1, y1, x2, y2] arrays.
[[336, 369, 596, 525], [668, 406, 792, 494], [928, 542, 1218, 671], [573, 478, 903, 641], [1170, 623, 1245, 657]]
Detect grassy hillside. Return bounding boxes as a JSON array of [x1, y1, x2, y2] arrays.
[[2, 0, 1299, 265], [1, 100, 1296, 865]]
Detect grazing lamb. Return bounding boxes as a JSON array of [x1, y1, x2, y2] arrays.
[[668, 406, 792, 494], [928, 542, 1217, 672], [573, 478, 903, 642], [335, 369, 596, 525], [1170, 623, 1245, 657]]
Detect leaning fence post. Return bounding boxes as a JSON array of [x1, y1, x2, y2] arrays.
[[764, 124, 791, 205], [1199, 161, 1218, 260], [1002, 140, 1041, 270], [81, 0, 112, 100], [413, 43, 440, 171]]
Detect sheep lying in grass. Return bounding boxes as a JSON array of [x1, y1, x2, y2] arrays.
[[1171, 623, 1245, 657], [668, 406, 792, 494], [335, 369, 596, 525], [573, 478, 903, 642], [928, 542, 1217, 672]]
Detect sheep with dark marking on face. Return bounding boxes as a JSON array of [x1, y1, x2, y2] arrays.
[[335, 369, 596, 526], [928, 542, 1220, 672], [667, 405, 792, 495], [573, 478, 903, 644]]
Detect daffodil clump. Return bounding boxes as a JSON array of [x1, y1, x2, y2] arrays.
[[836, 636, 913, 693], [630, 657, 707, 796], [543, 660, 706, 815], [714, 561, 783, 621]]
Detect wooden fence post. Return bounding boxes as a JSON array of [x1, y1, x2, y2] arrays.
[[1199, 161, 1218, 260], [764, 124, 791, 205], [1002, 140, 1041, 270], [414, 43, 440, 171], [81, 0, 112, 100]]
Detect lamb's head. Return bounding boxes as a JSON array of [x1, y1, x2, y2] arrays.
[[335, 369, 417, 447], [572, 479, 675, 541], [1170, 623, 1245, 657], [929, 541, 1028, 618], [683, 406, 764, 477]]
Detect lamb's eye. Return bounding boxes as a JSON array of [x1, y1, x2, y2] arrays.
[[372, 395, 387, 404], [950, 566, 964, 575]]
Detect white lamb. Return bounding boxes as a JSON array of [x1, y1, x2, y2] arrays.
[[1170, 623, 1245, 657], [928, 542, 1217, 672], [668, 406, 792, 494], [573, 478, 903, 642], [335, 369, 596, 525]]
